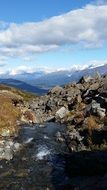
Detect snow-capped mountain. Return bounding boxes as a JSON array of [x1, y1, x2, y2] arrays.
[[0, 62, 107, 94]]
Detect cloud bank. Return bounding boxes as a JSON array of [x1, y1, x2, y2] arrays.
[[0, 4, 107, 57], [0, 59, 106, 76]]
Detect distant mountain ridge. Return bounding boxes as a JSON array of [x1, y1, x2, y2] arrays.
[[0, 78, 48, 95], [0, 63, 107, 94]]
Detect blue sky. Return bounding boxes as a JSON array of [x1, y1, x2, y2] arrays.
[[0, 0, 92, 23], [0, 0, 107, 74]]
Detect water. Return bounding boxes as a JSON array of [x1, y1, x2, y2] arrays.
[[35, 145, 51, 160], [0, 123, 71, 190]]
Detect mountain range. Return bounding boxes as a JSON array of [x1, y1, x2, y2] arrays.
[[0, 63, 107, 95]]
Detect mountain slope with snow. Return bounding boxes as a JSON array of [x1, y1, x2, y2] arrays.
[[0, 62, 107, 92]]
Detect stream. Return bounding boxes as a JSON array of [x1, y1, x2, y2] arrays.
[[0, 123, 72, 190]]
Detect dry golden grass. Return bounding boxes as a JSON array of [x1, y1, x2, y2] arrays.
[[0, 95, 20, 137], [0, 84, 37, 101], [23, 110, 36, 123], [86, 115, 100, 135]]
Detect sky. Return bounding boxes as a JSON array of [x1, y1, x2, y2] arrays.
[[0, 0, 107, 74]]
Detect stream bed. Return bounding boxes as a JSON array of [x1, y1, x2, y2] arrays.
[[0, 123, 72, 190], [1, 123, 107, 190]]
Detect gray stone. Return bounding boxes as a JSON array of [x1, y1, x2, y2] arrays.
[[0, 140, 21, 160], [56, 107, 69, 119], [79, 75, 93, 83], [48, 86, 64, 95], [45, 116, 55, 122], [91, 100, 106, 118]]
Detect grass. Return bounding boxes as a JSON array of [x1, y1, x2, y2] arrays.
[[0, 84, 38, 136], [0, 84, 37, 101], [0, 94, 21, 137], [86, 115, 101, 135]]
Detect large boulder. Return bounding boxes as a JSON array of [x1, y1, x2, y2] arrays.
[[56, 107, 69, 119]]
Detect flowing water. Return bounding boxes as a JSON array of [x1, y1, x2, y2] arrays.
[[0, 123, 72, 190]]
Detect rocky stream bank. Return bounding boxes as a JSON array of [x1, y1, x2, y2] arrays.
[[0, 73, 107, 189]]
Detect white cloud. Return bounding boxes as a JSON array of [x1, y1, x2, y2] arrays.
[[0, 4, 107, 57], [94, 0, 107, 5], [9, 65, 35, 75], [3, 59, 106, 76], [86, 59, 107, 68]]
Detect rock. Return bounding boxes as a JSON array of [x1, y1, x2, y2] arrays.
[[98, 78, 107, 93], [13, 142, 20, 150], [95, 71, 101, 79], [0, 126, 18, 138], [77, 94, 82, 103], [64, 127, 85, 152], [0, 140, 21, 160], [29, 102, 39, 110], [97, 108, 106, 118], [0, 148, 13, 160], [91, 100, 106, 118], [66, 88, 80, 99], [55, 131, 65, 142], [1, 129, 12, 137], [67, 125, 75, 131], [68, 95, 82, 111], [79, 75, 93, 84], [66, 129, 84, 142], [21, 109, 38, 123], [96, 96, 107, 110], [48, 86, 64, 95], [45, 116, 55, 122], [56, 107, 69, 119], [45, 98, 56, 111]]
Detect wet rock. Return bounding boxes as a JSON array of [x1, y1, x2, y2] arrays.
[[55, 131, 65, 142], [65, 129, 85, 152]]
